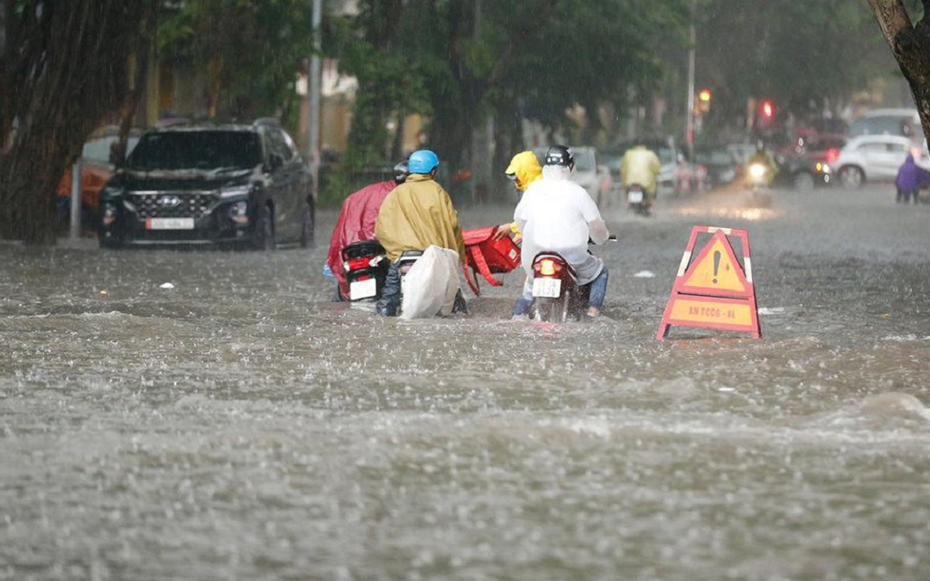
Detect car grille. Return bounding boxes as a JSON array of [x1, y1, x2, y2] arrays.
[[130, 191, 216, 219]]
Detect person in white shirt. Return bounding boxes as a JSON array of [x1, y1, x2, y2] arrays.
[[511, 145, 611, 319]]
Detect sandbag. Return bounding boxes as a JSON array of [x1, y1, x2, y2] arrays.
[[400, 245, 461, 319]]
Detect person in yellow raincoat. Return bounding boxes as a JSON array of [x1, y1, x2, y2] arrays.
[[494, 150, 543, 241], [374, 149, 467, 316], [620, 144, 662, 213]]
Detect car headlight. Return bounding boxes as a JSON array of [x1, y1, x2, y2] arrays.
[[102, 202, 118, 226], [219, 185, 252, 199]]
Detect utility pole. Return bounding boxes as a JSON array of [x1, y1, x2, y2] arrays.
[[307, 0, 323, 196], [686, 0, 696, 162]]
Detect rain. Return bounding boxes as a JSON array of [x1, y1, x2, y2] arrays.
[[3, 1, 930, 580]]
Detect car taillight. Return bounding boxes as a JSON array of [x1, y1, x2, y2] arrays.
[[826, 148, 839, 164], [536, 258, 561, 276]]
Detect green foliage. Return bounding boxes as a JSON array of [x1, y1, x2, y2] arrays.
[[696, 0, 893, 124], [157, 0, 317, 126], [327, 0, 690, 186]]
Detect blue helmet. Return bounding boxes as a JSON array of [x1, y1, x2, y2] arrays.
[[408, 149, 440, 174]]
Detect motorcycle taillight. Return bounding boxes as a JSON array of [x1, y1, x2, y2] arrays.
[[346, 257, 372, 271], [535, 258, 562, 276]]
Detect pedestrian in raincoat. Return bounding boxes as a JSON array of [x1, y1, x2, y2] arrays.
[[620, 144, 662, 212], [895, 153, 930, 204], [494, 150, 543, 241], [325, 162, 409, 300], [374, 149, 467, 316], [511, 145, 610, 319]]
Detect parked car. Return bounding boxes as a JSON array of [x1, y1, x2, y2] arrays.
[[56, 126, 142, 227], [98, 119, 315, 249], [533, 146, 612, 207], [833, 134, 923, 189], [783, 134, 846, 191]]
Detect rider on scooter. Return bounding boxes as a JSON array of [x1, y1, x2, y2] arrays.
[[511, 145, 610, 319], [620, 143, 661, 213], [325, 161, 408, 300], [374, 149, 467, 317]]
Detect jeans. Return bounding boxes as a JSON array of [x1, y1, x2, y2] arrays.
[[376, 263, 403, 316], [511, 266, 609, 317]]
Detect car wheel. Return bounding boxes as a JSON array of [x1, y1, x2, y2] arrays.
[[299, 203, 315, 249], [793, 171, 815, 191], [252, 206, 275, 250], [838, 166, 864, 189]]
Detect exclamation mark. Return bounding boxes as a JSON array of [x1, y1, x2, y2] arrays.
[[712, 250, 721, 284]]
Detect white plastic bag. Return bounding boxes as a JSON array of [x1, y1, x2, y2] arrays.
[[400, 245, 461, 319]]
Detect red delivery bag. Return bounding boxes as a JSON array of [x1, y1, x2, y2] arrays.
[[461, 226, 521, 295]]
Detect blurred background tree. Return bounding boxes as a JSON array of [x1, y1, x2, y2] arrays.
[[0, 0, 157, 244]]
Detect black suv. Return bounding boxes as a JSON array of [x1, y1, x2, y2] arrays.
[[98, 119, 314, 249]]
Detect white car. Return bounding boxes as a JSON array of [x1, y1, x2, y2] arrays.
[[833, 134, 924, 189]]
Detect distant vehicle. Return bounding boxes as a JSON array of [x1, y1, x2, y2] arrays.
[[533, 146, 612, 208], [98, 119, 315, 249], [833, 134, 923, 189], [694, 146, 739, 188], [848, 108, 921, 140], [783, 134, 846, 191], [56, 126, 142, 227], [607, 138, 701, 198], [726, 143, 757, 167]]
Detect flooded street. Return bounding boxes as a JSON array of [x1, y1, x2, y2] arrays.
[[2, 184, 930, 580]]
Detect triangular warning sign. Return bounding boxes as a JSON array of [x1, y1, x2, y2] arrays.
[[680, 231, 748, 295], [657, 226, 760, 340]]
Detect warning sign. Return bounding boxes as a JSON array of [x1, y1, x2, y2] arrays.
[[657, 226, 760, 339]]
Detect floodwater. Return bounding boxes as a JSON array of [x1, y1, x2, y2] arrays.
[[2, 185, 930, 580]]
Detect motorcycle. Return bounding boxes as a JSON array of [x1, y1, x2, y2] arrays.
[[530, 252, 590, 322], [529, 235, 615, 322], [341, 240, 390, 302], [745, 162, 774, 207], [746, 162, 770, 193], [396, 249, 424, 297], [626, 183, 650, 216]]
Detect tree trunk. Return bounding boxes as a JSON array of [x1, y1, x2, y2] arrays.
[[0, 1, 156, 244], [867, 0, 930, 142]]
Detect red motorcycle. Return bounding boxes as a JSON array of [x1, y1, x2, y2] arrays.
[[341, 240, 389, 302]]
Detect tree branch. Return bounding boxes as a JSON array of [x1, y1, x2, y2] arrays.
[[866, 0, 912, 48]]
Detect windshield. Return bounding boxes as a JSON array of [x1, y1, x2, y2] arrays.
[[126, 131, 262, 171]]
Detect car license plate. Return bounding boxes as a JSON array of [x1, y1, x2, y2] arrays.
[[532, 277, 561, 298], [628, 190, 644, 204], [350, 278, 377, 300], [146, 218, 194, 230]]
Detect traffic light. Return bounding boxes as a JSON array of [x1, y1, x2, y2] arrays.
[[761, 99, 774, 119], [698, 88, 712, 113]]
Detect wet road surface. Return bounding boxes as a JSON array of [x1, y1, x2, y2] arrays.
[[2, 184, 930, 580]]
